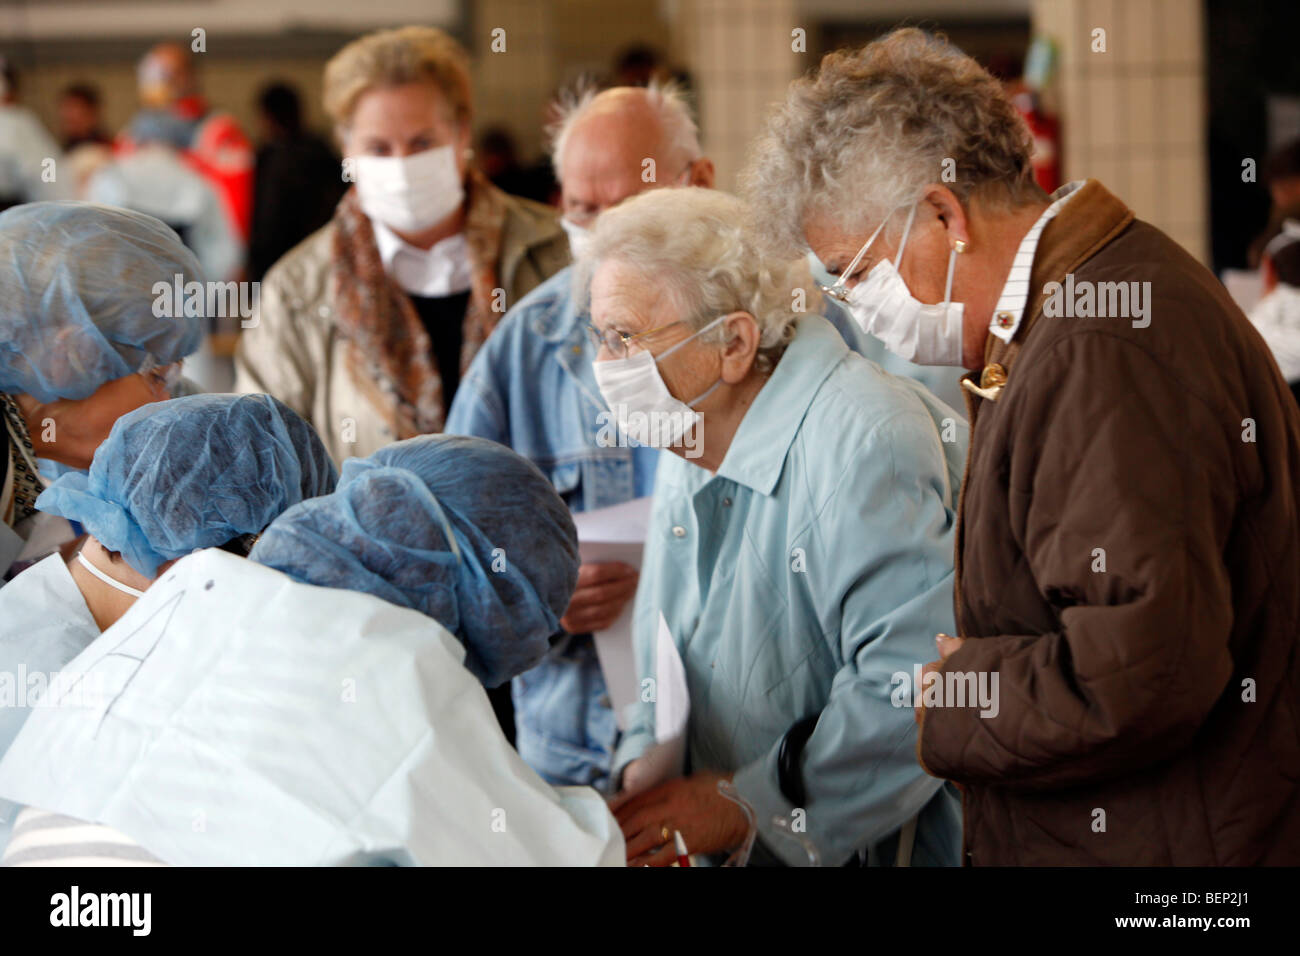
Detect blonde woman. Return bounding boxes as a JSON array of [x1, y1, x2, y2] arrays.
[[236, 27, 569, 461]]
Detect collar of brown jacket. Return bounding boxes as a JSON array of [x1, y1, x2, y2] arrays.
[[961, 179, 1136, 404]]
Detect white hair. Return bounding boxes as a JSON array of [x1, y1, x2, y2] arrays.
[[547, 79, 701, 183], [572, 187, 798, 374], [741, 27, 1042, 256]]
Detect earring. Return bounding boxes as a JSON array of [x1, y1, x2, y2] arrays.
[[953, 239, 968, 254]]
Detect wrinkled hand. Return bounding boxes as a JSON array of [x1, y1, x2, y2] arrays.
[[915, 633, 966, 726], [611, 771, 748, 866], [561, 562, 639, 634]]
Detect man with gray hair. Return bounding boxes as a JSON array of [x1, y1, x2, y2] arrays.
[[445, 83, 715, 789]]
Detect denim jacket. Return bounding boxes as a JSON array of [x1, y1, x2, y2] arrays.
[[447, 267, 660, 789]]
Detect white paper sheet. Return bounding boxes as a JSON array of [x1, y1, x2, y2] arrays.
[[624, 612, 691, 792], [572, 497, 652, 729]]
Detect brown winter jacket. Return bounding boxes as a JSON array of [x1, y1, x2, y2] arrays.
[[918, 180, 1300, 865]]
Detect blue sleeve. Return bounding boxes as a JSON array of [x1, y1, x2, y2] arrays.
[[732, 407, 963, 865], [445, 337, 509, 445]]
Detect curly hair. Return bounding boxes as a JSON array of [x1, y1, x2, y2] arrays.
[[572, 187, 798, 375], [741, 27, 1043, 255]]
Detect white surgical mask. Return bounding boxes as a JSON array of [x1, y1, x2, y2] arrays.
[[830, 204, 964, 366], [354, 144, 464, 234], [560, 217, 592, 260], [592, 315, 727, 448], [77, 550, 146, 598]]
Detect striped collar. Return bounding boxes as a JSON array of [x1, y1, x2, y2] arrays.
[[988, 180, 1086, 344]]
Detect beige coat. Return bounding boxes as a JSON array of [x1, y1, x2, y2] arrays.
[[235, 189, 569, 461]]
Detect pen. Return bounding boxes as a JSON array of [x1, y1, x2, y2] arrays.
[[674, 829, 691, 867]]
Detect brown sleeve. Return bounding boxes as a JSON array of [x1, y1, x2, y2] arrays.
[[920, 331, 1236, 790]]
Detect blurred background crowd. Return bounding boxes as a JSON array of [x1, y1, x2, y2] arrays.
[[1, 0, 1297, 289]]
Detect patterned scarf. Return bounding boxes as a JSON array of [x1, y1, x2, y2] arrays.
[[1, 392, 44, 527], [330, 167, 507, 438]]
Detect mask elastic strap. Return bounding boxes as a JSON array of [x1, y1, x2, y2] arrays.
[[943, 246, 957, 308], [661, 314, 732, 408], [861, 203, 920, 331], [836, 213, 895, 290], [686, 379, 723, 407], [77, 550, 146, 598], [658, 313, 730, 362]]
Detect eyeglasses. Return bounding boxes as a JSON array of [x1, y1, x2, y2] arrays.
[[817, 206, 907, 303], [585, 320, 687, 359], [138, 357, 182, 397]]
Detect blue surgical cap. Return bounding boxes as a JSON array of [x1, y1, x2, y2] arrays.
[[127, 109, 198, 150], [0, 201, 204, 403], [250, 435, 579, 688], [37, 394, 338, 577]]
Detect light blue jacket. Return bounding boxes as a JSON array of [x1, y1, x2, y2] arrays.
[[613, 314, 968, 866]]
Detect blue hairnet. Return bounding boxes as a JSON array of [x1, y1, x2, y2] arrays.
[[250, 435, 579, 688], [127, 109, 197, 150], [36, 394, 338, 577], [0, 201, 204, 403]]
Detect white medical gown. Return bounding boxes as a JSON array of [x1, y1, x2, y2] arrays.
[[0, 548, 624, 866]]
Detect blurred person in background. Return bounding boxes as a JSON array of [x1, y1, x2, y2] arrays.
[[56, 83, 110, 151], [89, 108, 243, 283], [57, 83, 115, 200], [249, 81, 346, 283], [235, 26, 569, 463], [0, 57, 66, 210], [476, 124, 556, 205], [120, 42, 254, 244], [1265, 139, 1300, 213], [0, 202, 202, 582], [1248, 206, 1300, 406], [447, 83, 714, 791]]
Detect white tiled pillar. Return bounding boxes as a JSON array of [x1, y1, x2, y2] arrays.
[[670, 0, 801, 190], [472, 0, 558, 159], [1031, 0, 1208, 261]]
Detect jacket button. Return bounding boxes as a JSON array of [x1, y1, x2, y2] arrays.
[[722, 497, 732, 507], [672, 526, 687, 538]]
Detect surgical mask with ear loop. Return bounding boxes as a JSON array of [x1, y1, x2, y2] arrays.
[[353, 144, 465, 234], [76, 550, 146, 598], [592, 315, 728, 448], [828, 203, 965, 367]]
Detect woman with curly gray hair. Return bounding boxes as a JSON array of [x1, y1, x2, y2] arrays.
[[579, 186, 967, 867], [745, 27, 1300, 866]]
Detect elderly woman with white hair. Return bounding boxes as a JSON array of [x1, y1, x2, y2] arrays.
[[588, 187, 966, 866], [744, 27, 1300, 866]]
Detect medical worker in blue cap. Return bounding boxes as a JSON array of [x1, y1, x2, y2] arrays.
[[0, 201, 204, 580], [0, 393, 337, 773], [0, 434, 622, 865]]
